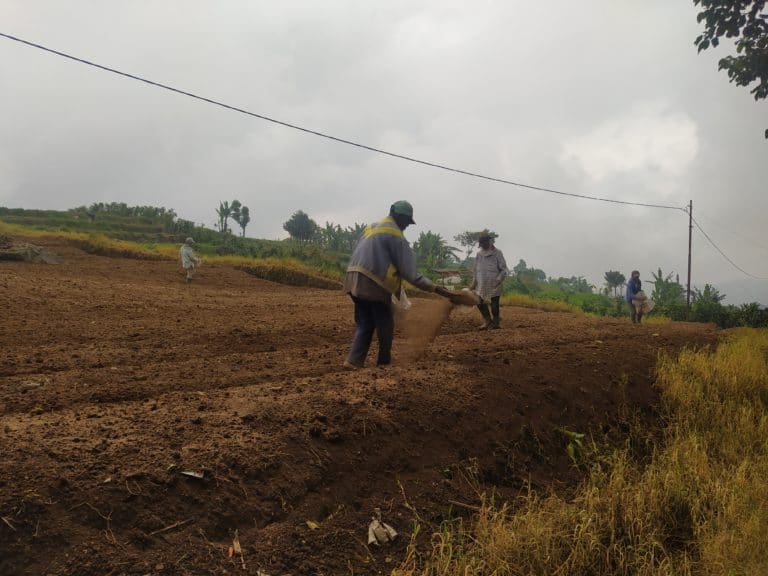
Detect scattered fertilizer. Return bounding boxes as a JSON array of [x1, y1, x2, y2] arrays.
[[399, 298, 453, 360]]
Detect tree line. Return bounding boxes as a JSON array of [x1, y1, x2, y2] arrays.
[[80, 202, 177, 223], [282, 210, 468, 268], [61, 203, 766, 327]]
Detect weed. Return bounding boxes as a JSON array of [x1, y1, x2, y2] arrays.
[[559, 427, 588, 465]]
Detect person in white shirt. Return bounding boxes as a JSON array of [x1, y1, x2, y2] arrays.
[[179, 237, 201, 282]]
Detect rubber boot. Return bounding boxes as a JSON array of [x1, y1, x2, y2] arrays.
[[478, 305, 492, 330]]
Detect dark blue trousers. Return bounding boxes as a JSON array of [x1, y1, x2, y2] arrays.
[[478, 296, 501, 325], [347, 297, 394, 366]]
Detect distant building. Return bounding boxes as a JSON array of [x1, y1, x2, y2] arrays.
[[432, 268, 466, 288]]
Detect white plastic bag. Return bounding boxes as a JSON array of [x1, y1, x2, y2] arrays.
[[391, 287, 412, 311], [632, 290, 655, 313]]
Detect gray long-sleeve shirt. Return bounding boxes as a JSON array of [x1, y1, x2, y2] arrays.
[[343, 216, 433, 303], [472, 247, 508, 299]]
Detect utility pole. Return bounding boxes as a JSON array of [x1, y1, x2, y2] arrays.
[[686, 200, 693, 317]]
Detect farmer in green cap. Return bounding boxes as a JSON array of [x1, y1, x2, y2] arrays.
[[343, 201, 435, 368]]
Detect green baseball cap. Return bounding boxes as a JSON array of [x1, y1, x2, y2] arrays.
[[391, 200, 415, 224]]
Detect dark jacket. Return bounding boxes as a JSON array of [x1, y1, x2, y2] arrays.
[[625, 277, 642, 302], [344, 215, 433, 303]]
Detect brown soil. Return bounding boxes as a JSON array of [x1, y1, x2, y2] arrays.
[[0, 237, 719, 576]]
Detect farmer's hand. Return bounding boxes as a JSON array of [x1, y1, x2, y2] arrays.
[[434, 286, 452, 298]]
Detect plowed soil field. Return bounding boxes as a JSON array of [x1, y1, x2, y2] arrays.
[[0, 237, 718, 575]]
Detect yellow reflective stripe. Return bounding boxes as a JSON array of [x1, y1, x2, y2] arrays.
[[348, 217, 404, 295], [363, 217, 404, 239], [383, 263, 401, 293], [364, 227, 402, 238]]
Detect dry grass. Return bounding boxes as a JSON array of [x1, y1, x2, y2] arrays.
[[0, 221, 343, 286], [0, 221, 48, 237], [0, 221, 168, 259], [212, 254, 341, 282], [395, 329, 768, 575], [500, 292, 582, 314], [643, 316, 672, 325], [237, 264, 341, 290], [76, 235, 171, 259]]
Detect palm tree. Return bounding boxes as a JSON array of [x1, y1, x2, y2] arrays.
[[320, 222, 345, 251], [413, 231, 461, 269], [230, 200, 242, 229], [344, 223, 367, 251], [651, 268, 685, 306], [603, 270, 626, 297], [237, 206, 250, 237], [216, 201, 232, 234]]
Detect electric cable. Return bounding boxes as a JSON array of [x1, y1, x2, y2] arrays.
[[689, 213, 768, 280], [0, 31, 686, 211], [692, 214, 768, 254]]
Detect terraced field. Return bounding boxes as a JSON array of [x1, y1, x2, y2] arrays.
[[0, 237, 717, 575]]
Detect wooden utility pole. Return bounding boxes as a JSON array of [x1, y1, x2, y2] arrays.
[[686, 200, 693, 317]]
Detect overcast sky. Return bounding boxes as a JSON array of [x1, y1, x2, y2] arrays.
[[1, 1, 766, 303]]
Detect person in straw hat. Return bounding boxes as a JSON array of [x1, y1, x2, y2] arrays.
[[470, 230, 508, 330]]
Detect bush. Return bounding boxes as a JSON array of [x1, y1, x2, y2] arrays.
[[500, 286, 628, 318]]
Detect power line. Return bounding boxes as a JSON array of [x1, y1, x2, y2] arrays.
[[689, 212, 768, 280], [0, 31, 686, 211], [694, 215, 768, 255]]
